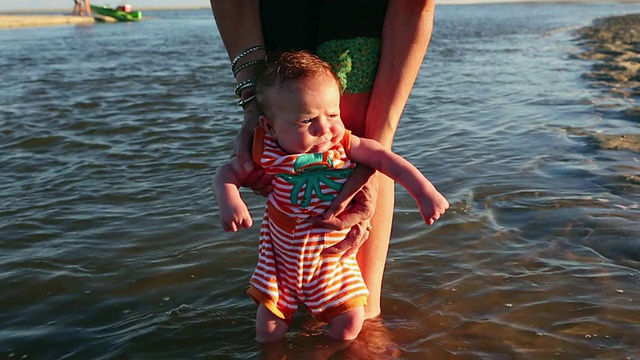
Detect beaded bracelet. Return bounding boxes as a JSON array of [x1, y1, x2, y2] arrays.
[[232, 59, 265, 78], [237, 94, 257, 109], [231, 45, 266, 72], [234, 79, 254, 97]]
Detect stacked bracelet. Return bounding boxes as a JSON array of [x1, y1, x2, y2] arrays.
[[231, 45, 266, 72], [237, 94, 257, 109], [234, 79, 254, 97], [231, 46, 265, 109], [232, 59, 265, 78]]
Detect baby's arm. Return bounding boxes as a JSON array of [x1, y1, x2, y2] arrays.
[[348, 136, 449, 225], [213, 157, 254, 232]]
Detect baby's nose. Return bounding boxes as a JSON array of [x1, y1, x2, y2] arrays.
[[318, 118, 331, 135]]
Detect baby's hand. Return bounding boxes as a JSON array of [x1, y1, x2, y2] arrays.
[[417, 189, 449, 225], [213, 158, 255, 232], [220, 200, 253, 232]]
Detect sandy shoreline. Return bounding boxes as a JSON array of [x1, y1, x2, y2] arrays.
[[2, 0, 639, 29], [0, 6, 209, 29], [575, 14, 640, 111], [575, 13, 640, 151], [0, 15, 98, 29]]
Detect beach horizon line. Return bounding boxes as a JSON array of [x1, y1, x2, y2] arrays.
[[1, 0, 639, 30]]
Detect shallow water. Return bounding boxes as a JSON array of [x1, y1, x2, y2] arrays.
[[1, 3, 639, 359]]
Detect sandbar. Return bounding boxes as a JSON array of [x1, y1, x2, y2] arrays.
[[0, 15, 101, 29], [576, 13, 640, 122]]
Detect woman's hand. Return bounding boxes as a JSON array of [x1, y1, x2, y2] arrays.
[[313, 166, 378, 260], [322, 219, 372, 261], [234, 102, 274, 196]]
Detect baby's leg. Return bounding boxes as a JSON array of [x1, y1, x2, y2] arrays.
[[255, 303, 288, 343], [327, 306, 365, 341]]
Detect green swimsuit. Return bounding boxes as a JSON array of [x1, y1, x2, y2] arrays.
[[259, 0, 388, 94]]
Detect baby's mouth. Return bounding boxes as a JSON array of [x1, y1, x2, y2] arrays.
[[312, 139, 330, 152]]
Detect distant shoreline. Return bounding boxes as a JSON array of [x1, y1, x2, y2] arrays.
[[1, 0, 639, 14], [0, 7, 211, 29], [437, 0, 640, 4], [0, 6, 209, 15], [1, 1, 639, 30], [0, 15, 96, 29]]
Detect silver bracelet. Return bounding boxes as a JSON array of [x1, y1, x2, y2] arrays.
[[234, 79, 254, 97], [231, 45, 266, 71], [233, 59, 265, 78], [237, 94, 257, 108]]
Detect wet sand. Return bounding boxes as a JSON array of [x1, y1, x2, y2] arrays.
[[574, 14, 640, 153], [576, 14, 640, 123]]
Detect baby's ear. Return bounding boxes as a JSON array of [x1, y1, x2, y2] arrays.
[[259, 115, 276, 136]]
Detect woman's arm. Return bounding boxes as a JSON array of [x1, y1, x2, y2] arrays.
[[210, 0, 264, 152], [210, 0, 264, 83], [366, 0, 436, 148], [210, 0, 272, 191]]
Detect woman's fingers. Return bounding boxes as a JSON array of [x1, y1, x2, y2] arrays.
[[310, 185, 376, 230], [309, 172, 378, 235], [324, 165, 375, 219], [321, 221, 371, 260], [234, 127, 256, 174], [232, 118, 274, 196], [244, 169, 274, 196], [315, 172, 380, 259]]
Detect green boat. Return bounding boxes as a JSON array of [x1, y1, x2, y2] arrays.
[[91, 5, 142, 22]]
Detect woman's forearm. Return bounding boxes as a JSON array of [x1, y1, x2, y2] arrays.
[[365, 0, 436, 149], [210, 0, 265, 84], [210, 0, 266, 153]]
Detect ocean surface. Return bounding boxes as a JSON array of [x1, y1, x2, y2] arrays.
[[1, 3, 640, 359]]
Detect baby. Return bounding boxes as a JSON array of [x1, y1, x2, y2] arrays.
[[213, 51, 449, 343]]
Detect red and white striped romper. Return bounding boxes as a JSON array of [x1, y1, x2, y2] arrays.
[[247, 127, 369, 322]]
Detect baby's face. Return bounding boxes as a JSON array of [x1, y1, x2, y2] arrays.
[[261, 74, 345, 154]]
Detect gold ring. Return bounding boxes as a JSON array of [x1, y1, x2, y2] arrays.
[[366, 224, 373, 232]]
